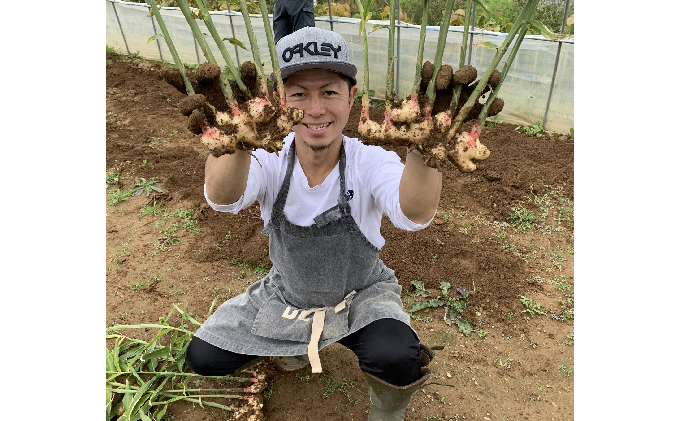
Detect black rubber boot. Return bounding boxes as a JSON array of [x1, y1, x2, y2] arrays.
[[364, 344, 435, 420]]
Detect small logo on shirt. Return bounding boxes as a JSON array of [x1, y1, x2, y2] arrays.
[[345, 190, 354, 201]]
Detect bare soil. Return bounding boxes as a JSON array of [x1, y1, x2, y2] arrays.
[[106, 51, 574, 421]]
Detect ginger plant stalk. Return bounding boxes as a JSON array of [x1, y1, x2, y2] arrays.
[[147, 0, 194, 95], [237, 0, 268, 97], [175, 0, 235, 106], [448, 0, 539, 141], [257, 0, 285, 105], [424, 0, 455, 102], [450, 0, 475, 112], [194, 0, 250, 97], [385, 0, 397, 106], [477, 24, 529, 125]]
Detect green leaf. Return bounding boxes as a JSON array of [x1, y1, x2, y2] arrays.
[[147, 34, 164, 44], [439, 281, 451, 297], [408, 299, 444, 314], [122, 381, 133, 415], [223, 37, 248, 50], [142, 347, 172, 361], [369, 24, 387, 34], [127, 374, 162, 420], [472, 0, 490, 14], [154, 405, 168, 421], [474, 41, 498, 50], [525, 19, 564, 40]]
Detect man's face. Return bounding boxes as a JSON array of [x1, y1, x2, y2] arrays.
[[283, 69, 358, 152]]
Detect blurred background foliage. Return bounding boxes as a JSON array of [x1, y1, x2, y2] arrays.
[[130, 0, 573, 35]]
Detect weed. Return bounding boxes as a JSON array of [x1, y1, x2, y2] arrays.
[[106, 170, 120, 188], [558, 363, 574, 377], [515, 121, 544, 137], [183, 219, 202, 233], [172, 208, 195, 219], [473, 329, 489, 338], [485, 115, 501, 127], [407, 282, 472, 335], [263, 382, 275, 399], [108, 189, 131, 206], [569, 127, 574, 140], [130, 177, 164, 197], [507, 205, 538, 232], [140, 202, 168, 217], [561, 333, 574, 346], [321, 375, 359, 404], [497, 357, 513, 368], [519, 296, 547, 316], [295, 372, 315, 383]]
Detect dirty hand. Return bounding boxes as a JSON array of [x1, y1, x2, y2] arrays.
[[359, 62, 503, 172], [161, 61, 303, 156]]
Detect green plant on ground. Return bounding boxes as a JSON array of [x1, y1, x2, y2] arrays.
[[106, 170, 120, 189], [140, 201, 168, 217], [484, 115, 501, 127], [108, 189, 132, 206], [407, 281, 473, 336], [558, 363, 574, 377], [515, 121, 545, 137], [130, 177, 164, 197], [519, 295, 547, 316], [321, 375, 360, 404], [106, 305, 269, 420], [569, 127, 574, 140], [507, 205, 538, 232]]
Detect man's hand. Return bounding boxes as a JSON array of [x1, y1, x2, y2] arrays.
[[162, 61, 303, 157], [358, 63, 503, 172]]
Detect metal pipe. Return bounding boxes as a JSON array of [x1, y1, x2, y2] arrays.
[[112, 2, 131, 55], [193, 33, 201, 64], [147, 5, 164, 61], [327, 0, 334, 31], [542, 0, 571, 128], [225, 3, 241, 67], [466, 2, 476, 66]]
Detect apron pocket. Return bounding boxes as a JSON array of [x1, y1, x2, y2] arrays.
[[251, 293, 350, 343]]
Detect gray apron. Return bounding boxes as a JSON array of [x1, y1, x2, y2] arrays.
[[195, 138, 414, 373]]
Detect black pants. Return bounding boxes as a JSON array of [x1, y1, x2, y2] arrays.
[[186, 318, 422, 386], [273, 0, 316, 43]]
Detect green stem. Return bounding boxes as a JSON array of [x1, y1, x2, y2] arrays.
[[449, 0, 539, 139], [147, 0, 194, 95], [410, 0, 429, 95], [354, 0, 371, 115], [155, 392, 241, 410], [237, 0, 265, 80], [386, 0, 397, 105], [175, 0, 234, 104], [194, 0, 250, 96], [106, 372, 252, 382], [257, 0, 285, 101], [425, 0, 455, 101], [477, 24, 529, 126], [450, 0, 474, 111]]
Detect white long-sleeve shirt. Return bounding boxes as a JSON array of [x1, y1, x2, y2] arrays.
[[205, 133, 434, 250]]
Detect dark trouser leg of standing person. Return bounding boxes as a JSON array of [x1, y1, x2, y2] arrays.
[[185, 336, 262, 375], [273, 0, 316, 44], [338, 318, 433, 421], [291, 0, 316, 33], [273, 0, 292, 44]]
